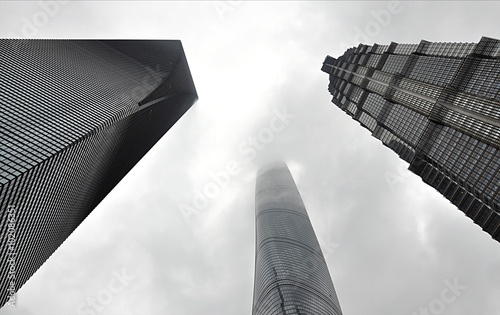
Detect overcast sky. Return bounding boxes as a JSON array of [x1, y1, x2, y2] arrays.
[[1, 1, 500, 315]]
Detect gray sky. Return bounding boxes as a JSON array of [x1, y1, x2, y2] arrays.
[[1, 1, 499, 314]]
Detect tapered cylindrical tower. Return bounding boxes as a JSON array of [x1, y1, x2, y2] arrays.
[[252, 162, 342, 315]]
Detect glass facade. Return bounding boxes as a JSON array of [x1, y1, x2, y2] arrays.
[[322, 36, 500, 242], [0, 39, 198, 306], [253, 162, 343, 315]]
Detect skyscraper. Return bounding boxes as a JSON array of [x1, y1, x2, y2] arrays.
[[321, 36, 499, 242], [0, 39, 197, 307], [253, 162, 343, 315]]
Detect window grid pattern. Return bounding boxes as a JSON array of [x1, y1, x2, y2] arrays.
[[382, 55, 409, 74], [366, 80, 388, 95], [441, 110, 499, 147], [409, 56, 462, 86], [360, 93, 386, 118], [339, 96, 348, 108], [379, 129, 409, 154], [394, 43, 419, 55], [426, 42, 476, 58], [351, 74, 364, 85], [366, 54, 382, 68], [450, 93, 500, 120], [391, 90, 434, 115], [384, 104, 428, 146], [463, 59, 500, 101], [359, 112, 377, 132], [358, 54, 368, 66], [347, 103, 357, 116], [0, 40, 164, 183], [374, 45, 390, 54], [349, 86, 365, 104], [253, 164, 343, 315], [0, 39, 198, 306], [427, 126, 498, 204], [475, 38, 500, 57], [372, 70, 393, 84], [399, 78, 442, 99], [386, 138, 415, 162], [355, 66, 368, 76], [322, 36, 500, 241]]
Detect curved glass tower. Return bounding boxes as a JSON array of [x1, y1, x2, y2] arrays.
[[252, 162, 343, 315]]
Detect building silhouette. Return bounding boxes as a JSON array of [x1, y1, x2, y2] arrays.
[[0, 39, 197, 306], [321, 36, 499, 241], [253, 162, 343, 315]]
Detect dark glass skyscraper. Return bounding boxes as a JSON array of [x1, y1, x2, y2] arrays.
[[321, 36, 499, 241], [253, 162, 343, 315], [0, 39, 197, 306]]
